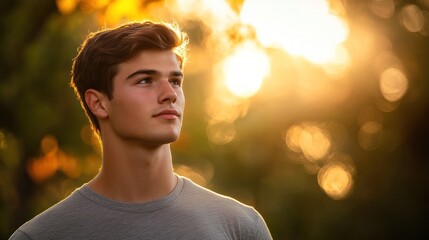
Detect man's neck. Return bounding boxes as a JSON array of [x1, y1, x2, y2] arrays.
[[88, 138, 177, 204]]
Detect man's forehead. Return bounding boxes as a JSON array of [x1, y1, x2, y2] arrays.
[[118, 50, 182, 73], [125, 69, 183, 80]]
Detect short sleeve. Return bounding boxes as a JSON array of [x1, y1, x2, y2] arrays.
[[9, 230, 32, 240], [254, 211, 273, 240]]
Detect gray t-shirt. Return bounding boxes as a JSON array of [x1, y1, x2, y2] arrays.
[[10, 176, 272, 240]]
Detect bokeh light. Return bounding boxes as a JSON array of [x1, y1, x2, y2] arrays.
[[300, 125, 332, 162], [174, 164, 208, 186], [205, 94, 249, 124], [379, 67, 409, 102], [400, 4, 425, 33], [359, 121, 383, 151], [40, 135, 58, 155], [206, 120, 236, 145], [56, 0, 79, 15], [373, 51, 404, 77], [318, 162, 354, 200], [285, 125, 305, 153], [221, 41, 270, 98], [369, 0, 395, 19], [27, 135, 81, 183], [285, 123, 332, 162]]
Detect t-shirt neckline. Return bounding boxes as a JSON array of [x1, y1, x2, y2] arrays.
[[78, 175, 184, 213]]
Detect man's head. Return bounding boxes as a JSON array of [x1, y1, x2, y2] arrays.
[[71, 21, 188, 135]]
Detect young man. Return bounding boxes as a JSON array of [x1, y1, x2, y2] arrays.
[[10, 21, 272, 239]]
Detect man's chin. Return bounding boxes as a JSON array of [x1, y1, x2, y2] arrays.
[[149, 133, 181, 146]]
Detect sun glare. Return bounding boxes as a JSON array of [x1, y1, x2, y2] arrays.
[[240, 0, 349, 64], [221, 41, 270, 98]]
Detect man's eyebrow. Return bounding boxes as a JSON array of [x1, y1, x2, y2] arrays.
[[171, 71, 184, 77], [126, 69, 183, 79], [126, 69, 158, 80]]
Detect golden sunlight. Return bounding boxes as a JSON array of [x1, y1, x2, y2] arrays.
[[221, 41, 270, 98], [240, 0, 349, 64]]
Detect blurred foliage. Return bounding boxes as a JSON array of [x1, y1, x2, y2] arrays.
[[1, 0, 429, 239]]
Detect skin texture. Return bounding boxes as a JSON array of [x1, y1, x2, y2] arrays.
[[85, 50, 184, 203]]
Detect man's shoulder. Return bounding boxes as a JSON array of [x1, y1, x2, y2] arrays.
[[180, 176, 260, 219], [179, 176, 272, 239], [11, 186, 88, 239]]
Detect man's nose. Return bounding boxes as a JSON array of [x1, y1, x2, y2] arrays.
[[158, 81, 177, 104]]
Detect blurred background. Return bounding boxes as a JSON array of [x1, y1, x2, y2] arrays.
[[1, 0, 429, 239]]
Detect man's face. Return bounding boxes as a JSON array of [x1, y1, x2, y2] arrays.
[[105, 50, 185, 147]]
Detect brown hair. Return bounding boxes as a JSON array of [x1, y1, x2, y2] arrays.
[[71, 21, 188, 135]]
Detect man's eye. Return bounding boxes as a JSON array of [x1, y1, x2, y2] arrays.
[[138, 78, 152, 84], [170, 79, 182, 86]]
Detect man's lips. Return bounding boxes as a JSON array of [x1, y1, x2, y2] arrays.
[[153, 109, 180, 118]]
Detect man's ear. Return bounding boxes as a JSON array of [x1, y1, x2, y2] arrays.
[[85, 89, 109, 119]]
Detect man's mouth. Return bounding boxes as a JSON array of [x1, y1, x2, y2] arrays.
[[153, 109, 180, 119]]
